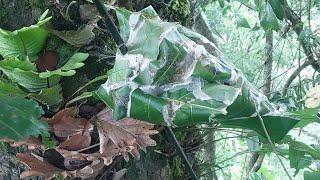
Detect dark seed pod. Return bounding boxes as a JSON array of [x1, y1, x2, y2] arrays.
[[35, 51, 59, 72]]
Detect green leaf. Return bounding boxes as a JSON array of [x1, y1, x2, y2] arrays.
[[38, 9, 50, 22], [97, 6, 298, 142], [304, 171, 320, 180], [292, 108, 320, 128], [290, 145, 312, 175], [236, 17, 251, 28], [28, 85, 63, 109], [218, 0, 225, 8], [0, 95, 48, 140], [247, 136, 261, 152], [66, 91, 94, 107], [268, 0, 285, 20], [281, 136, 320, 174], [39, 53, 89, 78], [0, 79, 27, 97], [0, 57, 60, 92], [257, 1, 280, 31], [0, 17, 51, 59]]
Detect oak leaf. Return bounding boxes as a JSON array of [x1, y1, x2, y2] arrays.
[[16, 153, 66, 179], [45, 107, 93, 141], [96, 108, 158, 161]]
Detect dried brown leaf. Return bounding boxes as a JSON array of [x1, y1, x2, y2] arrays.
[[11, 136, 46, 150], [97, 108, 158, 150], [75, 159, 105, 179], [16, 153, 65, 179], [59, 131, 91, 151], [87, 142, 134, 166], [46, 107, 93, 141], [93, 108, 158, 163]]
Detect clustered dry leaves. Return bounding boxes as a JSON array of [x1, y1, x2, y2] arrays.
[[11, 107, 158, 179]]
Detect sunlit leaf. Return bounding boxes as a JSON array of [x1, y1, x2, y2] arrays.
[[0, 17, 51, 59]]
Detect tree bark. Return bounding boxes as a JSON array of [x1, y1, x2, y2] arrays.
[[262, 31, 273, 98]]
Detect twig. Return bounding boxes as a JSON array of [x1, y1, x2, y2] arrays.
[[253, 106, 292, 180]]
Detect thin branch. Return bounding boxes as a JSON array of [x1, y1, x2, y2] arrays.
[[253, 105, 292, 180]]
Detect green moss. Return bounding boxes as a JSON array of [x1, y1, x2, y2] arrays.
[[167, 0, 191, 26], [0, 6, 6, 21]]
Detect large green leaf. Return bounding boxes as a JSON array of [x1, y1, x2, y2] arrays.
[[0, 95, 47, 140], [39, 53, 89, 78], [0, 17, 51, 59], [96, 6, 298, 142]]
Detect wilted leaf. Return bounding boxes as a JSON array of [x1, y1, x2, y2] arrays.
[[96, 108, 158, 153], [0, 95, 47, 140], [39, 53, 89, 78], [52, 25, 95, 47], [11, 136, 46, 150], [59, 131, 91, 151], [16, 153, 65, 179], [46, 107, 93, 141], [79, 4, 99, 22], [81, 107, 159, 165], [87, 142, 135, 165], [75, 159, 105, 179], [97, 6, 298, 142]]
